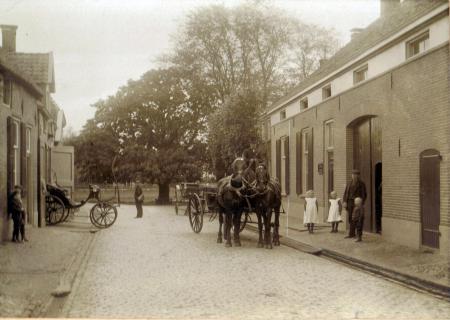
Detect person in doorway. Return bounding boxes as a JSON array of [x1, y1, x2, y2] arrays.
[[352, 197, 365, 242], [134, 177, 144, 218], [327, 191, 342, 233], [303, 190, 318, 234], [343, 169, 367, 238], [8, 186, 28, 242]]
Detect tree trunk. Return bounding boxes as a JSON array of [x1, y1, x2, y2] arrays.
[[157, 183, 170, 204]]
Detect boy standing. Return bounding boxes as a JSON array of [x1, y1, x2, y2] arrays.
[[352, 197, 364, 242], [8, 186, 28, 242]]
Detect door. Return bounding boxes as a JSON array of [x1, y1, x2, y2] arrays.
[[353, 117, 382, 232], [420, 149, 440, 249], [51, 146, 75, 198]]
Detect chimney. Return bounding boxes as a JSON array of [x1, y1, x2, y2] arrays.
[[350, 28, 364, 41], [380, 0, 400, 18], [1, 25, 18, 52]]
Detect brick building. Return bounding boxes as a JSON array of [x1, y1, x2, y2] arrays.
[[265, 1, 449, 254], [0, 25, 64, 241]]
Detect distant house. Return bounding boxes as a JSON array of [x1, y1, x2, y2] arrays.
[[0, 25, 67, 241], [264, 1, 449, 253]]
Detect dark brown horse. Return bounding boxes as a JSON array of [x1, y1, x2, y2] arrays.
[[216, 158, 247, 247], [254, 164, 282, 249]]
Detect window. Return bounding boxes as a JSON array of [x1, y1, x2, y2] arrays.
[[26, 127, 31, 155], [300, 97, 308, 110], [325, 121, 334, 193], [322, 85, 331, 100], [280, 110, 286, 120], [3, 78, 12, 106], [353, 65, 368, 84], [406, 31, 429, 59], [12, 120, 20, 185], [296, 128, 313, 194]]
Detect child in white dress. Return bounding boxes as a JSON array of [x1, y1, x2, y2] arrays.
[[303, 190, 318, 234], [327, 191, 342, 233]]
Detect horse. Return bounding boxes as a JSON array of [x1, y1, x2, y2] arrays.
[[216, 157, 247, 247], [254, 163, 282, 249]]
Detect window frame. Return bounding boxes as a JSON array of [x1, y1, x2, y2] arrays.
[[12, 119, 20, 185], [300, 97, 308, 110], [322, 84, 332, 100], [26, 127, 31, 155], [3, 77, 12, 106], [353, 65, 368, 85], [280, 109, 286, 121], [406, 31, 430, 59]]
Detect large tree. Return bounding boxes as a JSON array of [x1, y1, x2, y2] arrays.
[[167, 3, 340, 174], [86, 67, 210, 203]]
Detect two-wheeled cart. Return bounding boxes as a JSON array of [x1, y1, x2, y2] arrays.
[[45, 184, 119, 228]]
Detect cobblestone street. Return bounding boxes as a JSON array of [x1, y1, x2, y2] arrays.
[[61, 205, 450, 319]]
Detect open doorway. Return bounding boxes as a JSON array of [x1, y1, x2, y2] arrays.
[[374, 162, 382, 234]]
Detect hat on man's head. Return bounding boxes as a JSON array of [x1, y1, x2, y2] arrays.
[[352, 169, 360, 175]]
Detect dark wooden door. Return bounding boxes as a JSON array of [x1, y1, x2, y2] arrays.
[[353, 117, 382, 232], [353, 119, 372, 231], [420, 149, 440, 249]]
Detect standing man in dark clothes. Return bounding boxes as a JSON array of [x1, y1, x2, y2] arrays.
[[134, 177, 144, 218], [343, 169, 367, 238]]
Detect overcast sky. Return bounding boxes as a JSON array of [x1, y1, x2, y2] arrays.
[[0, 0, 379, 133]]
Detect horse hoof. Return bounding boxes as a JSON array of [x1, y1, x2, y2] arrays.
[[225, 242, 232, 248]]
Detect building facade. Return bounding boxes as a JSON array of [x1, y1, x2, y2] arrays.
[[0, 25, 64, 241], [266, 1, 449, 254]]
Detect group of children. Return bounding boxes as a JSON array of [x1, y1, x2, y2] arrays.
[[8, 185, 28, 243], [303, 190, 365, 242]]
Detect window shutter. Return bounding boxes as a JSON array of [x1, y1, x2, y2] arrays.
[[308, 128, 314, 190], [7, 117, 14, 193], [20, 122, 27, 195], [296, 131, 302, 195], [275, 139, 281, 181], [284, 136, 290, 195], [266, 140, 271, 173]]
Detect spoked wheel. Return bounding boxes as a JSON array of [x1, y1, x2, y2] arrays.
[[231, 212, 248, 233], [239, 212, 248, 233], [90, 202, 118, 228], [188, 193, 203, 233], [45, 195, 65, 225]]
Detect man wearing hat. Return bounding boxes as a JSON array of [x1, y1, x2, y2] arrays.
[[134, 175, 144, 218], [343, 169, 367, 238]]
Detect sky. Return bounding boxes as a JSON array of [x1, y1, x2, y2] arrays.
[[0, 0, 380, 133]]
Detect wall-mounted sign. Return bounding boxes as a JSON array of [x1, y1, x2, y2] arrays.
[[318, 163, 324, 175]]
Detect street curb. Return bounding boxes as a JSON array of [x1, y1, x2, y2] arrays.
[[35, 229, 98, 317], [244, 225, 450, 301]]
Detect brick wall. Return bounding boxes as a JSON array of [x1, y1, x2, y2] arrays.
[[270, 44, 449, 249], [0, 77, 41, 241]]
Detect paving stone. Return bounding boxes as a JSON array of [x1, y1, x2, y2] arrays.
[[64, 205, 450, 319]]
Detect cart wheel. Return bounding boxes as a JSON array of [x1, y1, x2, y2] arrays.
[[174, 187, 179, 215], [188, 193, 203, 233], [239, 212, 248, 233], [61, 207, 71, 222], [45, 195, 65, 225], [90, 202, 118, 228]]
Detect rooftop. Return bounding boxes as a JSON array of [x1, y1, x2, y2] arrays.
[[268, 0, 448, 114]]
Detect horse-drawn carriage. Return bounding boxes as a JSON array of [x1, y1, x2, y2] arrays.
[[45, 184, 119, 229], [179, 158, 282, 248], [181, 182, 249, 234]]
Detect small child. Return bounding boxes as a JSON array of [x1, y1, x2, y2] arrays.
[[303, 190, 318, 234], [327, 191, 342, 233], [352, 197, 365, 242]]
